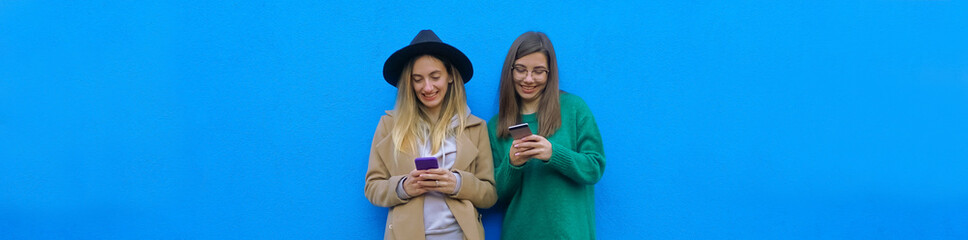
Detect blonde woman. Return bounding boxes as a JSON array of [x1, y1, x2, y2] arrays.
[[365, 30, 497, 240]]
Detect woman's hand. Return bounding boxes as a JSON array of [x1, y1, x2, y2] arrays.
[[417, 168, 460, 194], [511, 135, 553, 162], [508, 138, 531, 166], [403, 169, 430, 197]]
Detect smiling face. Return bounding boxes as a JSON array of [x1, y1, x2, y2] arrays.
[[410, 55, 451, 116], [512, 52, 549, 105]]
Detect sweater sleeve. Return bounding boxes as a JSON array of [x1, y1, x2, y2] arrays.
[[450, 124, 498, 208], [488, 121, 524, 203], [364, 116, 410, 207], [544, 99, 606, 185]]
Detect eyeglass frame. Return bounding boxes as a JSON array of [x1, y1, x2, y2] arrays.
[[510, 65, 550, 78]]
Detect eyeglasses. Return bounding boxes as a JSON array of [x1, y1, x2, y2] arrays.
[[511, 66, 549, 78]]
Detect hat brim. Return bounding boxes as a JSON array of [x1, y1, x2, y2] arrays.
[[383, 42, 473, 87]]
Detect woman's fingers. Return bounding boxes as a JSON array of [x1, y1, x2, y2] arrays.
[[404, 177, 427, 196], [409, 169, 427, 178], [423, 168, 449, 175], [513, 135, 552, 160], [420, 180, 454, 193], [515, 147, 545, 158], [408, 169, 458, 193], [418, 169, 454, 183], [521, 135, 546, 142], [417, 180, 437, 187], [417, 179, 454, 193], [514, 141, 543, 149]]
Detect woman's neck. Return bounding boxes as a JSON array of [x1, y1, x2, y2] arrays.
[[520, 96, 540, 115], [423, 107, 441, 123]]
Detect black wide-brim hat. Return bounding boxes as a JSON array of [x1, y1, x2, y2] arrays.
[[383, 30, 473, 87]]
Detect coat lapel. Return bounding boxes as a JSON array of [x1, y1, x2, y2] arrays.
[[377, 114, 482, 174], [375, 131, 417, 176], [452, 116, 482, 171]]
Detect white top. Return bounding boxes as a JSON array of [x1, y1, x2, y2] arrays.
[[394, 114, 467, 239], [418, 133, 462, 239]]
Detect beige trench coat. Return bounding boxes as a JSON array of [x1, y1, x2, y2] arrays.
[[364, 112, 497, 240]]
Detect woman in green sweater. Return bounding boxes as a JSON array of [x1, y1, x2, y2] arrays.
[[487, 31, 606, 239]]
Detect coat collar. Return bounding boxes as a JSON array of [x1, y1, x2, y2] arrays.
[[376, 111, 482, 172]]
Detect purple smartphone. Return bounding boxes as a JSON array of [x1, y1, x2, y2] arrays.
[[508, 123, 533, 139], [414, 157, 439, 170]]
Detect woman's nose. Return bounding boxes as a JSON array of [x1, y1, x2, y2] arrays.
[[422, 82, 434, 92], [523, 73, 535, 83]]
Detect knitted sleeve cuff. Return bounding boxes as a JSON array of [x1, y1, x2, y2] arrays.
[[546, 141, 579, 169], [509, 160, 527, 169]]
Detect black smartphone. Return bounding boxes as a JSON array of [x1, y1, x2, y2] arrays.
[[508, 123, 533, 139]]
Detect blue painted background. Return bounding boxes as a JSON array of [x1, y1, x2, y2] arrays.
[[2, 1, 967, 239]]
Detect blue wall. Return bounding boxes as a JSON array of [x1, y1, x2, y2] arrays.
[[2, 1, 967, 239]]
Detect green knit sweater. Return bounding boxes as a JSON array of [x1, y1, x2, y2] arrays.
[[487, 92, 606, 240]]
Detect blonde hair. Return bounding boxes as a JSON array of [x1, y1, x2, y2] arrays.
[[391, 55, 469, 155]]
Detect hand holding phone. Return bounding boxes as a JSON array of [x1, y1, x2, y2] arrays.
[[414, 157, 439, 170], [508, 123, 533, 139]]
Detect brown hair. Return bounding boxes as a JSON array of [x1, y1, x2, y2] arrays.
[[496, 31, 561, 138]]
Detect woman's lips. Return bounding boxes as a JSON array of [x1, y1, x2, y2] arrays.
[[421, 92, 438, 101], [520, 85, 537, 94]]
